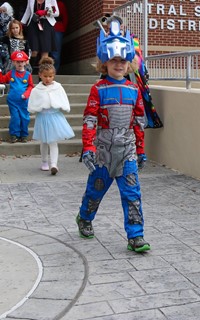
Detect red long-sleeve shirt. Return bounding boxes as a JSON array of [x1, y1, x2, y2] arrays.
[[0, 70, 34, 99]]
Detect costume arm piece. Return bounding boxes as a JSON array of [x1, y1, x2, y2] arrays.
[[22, 74, 34, 99], [133, 86, 145, 155], [82, 85, 99, 153], [0, 70, 12, 83]]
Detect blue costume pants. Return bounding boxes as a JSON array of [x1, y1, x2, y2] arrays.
[[8, 99, 30, 137], [7, 70, 30, 138], [79, 160, 144, 239]]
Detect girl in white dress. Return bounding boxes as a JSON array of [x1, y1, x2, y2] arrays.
[[28, 56, 75, 175]]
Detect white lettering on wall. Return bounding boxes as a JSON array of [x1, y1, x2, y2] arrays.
[[188, 20, 196, 30], [130, 2, 200, 31], [168, 5, 177, 15], [148, 19, 200, 31], [133, 3, 142, 13], [149, 18, 158, 29], [178, 20, 186, 30], [160, 19, 164, 29], [157, 4, 164, 14], [139, 3, 200, 31], [167, 19, 175, 30], [147, 3, 154, 14], [194, 6, 200, 17], [180, 5, 187, 16]]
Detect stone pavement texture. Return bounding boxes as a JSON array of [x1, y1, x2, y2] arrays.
[[0, 155, 200, 320]]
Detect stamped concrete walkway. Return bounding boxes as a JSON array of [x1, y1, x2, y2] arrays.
[[0, 155, 200, 320]]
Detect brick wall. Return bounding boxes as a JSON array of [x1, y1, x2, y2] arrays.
[[102, 0, 126, 12], [148, 0, 200, 49], [6, 0, 199, 66], [66, 0, 103, 32], [64, 0, 103, 64], [64, 0, 131, 64], [63, 0, 200, 72]]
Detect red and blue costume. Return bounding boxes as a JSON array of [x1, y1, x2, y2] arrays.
[[77, 19, 150, 251], [0, 69, 34, 138], [80, 75, 146, 239]]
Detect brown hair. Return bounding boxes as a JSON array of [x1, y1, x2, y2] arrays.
[[96, 58, 108, 75], [38, 56, 55, 74], [96, 57, 132, 76], [7, 19, 24, 39]]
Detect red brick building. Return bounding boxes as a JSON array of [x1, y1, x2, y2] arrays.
[[147, 0, 200, 53], [62, 0, 200, 74], [8, 0, 200, 74]]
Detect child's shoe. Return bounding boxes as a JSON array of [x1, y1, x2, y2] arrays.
[[21, 137, 28, 143], [76, 213, 94, 238], [127, 237, 150, 253], [51, 167, 58, 175], [10, 135, 20, 143], [40, 162, 49, 171]]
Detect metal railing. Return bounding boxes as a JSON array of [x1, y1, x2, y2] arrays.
[[113, 1, 200, 90], [0, 84, 5, 97], [145, 50, 200, 89], [113, 0, 147, 57]]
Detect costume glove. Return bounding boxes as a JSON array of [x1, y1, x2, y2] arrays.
[[82, 151, 96, 173], [35, 10, 47, 16], [137, 153, 147, 169]]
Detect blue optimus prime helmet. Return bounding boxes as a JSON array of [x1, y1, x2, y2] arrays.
[[97, 20, 135, 63]]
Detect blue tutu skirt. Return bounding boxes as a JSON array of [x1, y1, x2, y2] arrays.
[[33, 108, 75, 143]]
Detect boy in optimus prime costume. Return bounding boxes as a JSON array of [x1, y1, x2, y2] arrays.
[[76, 20, 150, 252]]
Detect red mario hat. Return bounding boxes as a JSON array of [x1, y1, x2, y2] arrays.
[[11, 51, 29, 61]]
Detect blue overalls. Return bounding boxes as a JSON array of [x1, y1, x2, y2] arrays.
[[7, 70, 30, 138]]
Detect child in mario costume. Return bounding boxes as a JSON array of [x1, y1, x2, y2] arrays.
[[76, 20, 150, 253], [0, 51, 34, 143]]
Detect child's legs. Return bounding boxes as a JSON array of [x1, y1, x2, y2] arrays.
[[8, 102, 20, 137], [80, 165, 113, 221], [18, 102, 30, 137], [49, 142, 58, 167], [40, 143, 49, 163], [116, 160, 144, 239]]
